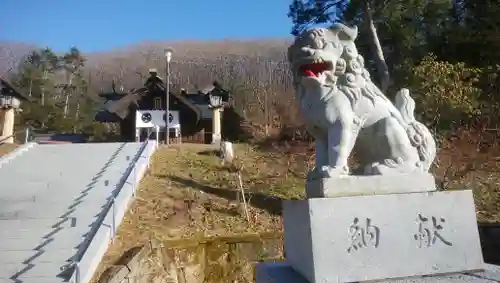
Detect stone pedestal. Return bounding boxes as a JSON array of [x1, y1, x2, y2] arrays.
[[257, 173, 488, 283], [256, 262, 500, 283], [306, 172, 436, 198], [1, 108, 15, 144], [283, 191, 484, 283]]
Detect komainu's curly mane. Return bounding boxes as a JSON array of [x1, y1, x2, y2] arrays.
[[333, 39, 390, 108]]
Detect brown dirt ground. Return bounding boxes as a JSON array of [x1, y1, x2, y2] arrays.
[[91, 135, 500, 281]]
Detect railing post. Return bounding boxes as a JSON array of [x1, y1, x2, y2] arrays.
[[155, 125, 159, 146], [24, 127, 29, 144], [145, 142, 150, 170], [132, 164, 137, 197], [111, 197, 116, 242], [72, 261, 80, 283]]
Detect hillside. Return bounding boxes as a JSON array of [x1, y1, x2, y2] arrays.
[[0, 41, 38, 76], [0, 38, 296, 143], [0, 38, 291, 80], [82, 38, 291, 94]]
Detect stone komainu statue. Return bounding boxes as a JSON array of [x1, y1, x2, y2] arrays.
[[287, 23, 436, 178]]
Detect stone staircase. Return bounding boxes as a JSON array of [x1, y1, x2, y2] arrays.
[[0, 141, 156, 283]]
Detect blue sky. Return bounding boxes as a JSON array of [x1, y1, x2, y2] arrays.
[[1, 0, 294, 52]]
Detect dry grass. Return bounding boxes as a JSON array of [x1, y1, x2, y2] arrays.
[[0, 143, 19, 157], [92, 143, 306, 282], [91, 136, 500, 282], [432, 130, 500, 222]]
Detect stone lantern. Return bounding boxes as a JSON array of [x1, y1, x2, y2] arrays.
[[208, 88, 228, 146], [0, 79, 28, 144]]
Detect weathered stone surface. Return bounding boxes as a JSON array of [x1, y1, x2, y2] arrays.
[[256, 262, 500, 283], [283, 190, 484, 283], [305, 172, 436, 198]]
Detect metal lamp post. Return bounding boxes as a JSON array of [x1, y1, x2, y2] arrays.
[[164, 48, 174, 145]]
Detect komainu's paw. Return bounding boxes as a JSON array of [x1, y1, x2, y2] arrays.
[[320, 165, 350, 178]]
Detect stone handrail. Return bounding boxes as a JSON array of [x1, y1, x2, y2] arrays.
[[67, 138, 157, 283]]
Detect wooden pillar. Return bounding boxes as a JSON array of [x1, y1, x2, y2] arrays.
[[1, 108, 15, 144]]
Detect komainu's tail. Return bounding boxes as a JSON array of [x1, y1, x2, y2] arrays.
[[394, 88, 437, 171]]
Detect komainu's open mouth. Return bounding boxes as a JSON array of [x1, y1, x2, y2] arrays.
[[299, 61, 333, 77]]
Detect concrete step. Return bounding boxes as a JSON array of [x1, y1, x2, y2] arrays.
[[0, 142, 152, 282], [0, 248, 77, 264], [0, 226, 104, 251], [0, 198, 110, 220], [0, 229, 115, 280], [0, 149, 137, 176], [0, 182, 137, 232], [0, 278, 66, 283], [0, 161, 138, 214], [0, 261, 74, 280], [0, 179, 98, 200], [0, 226, 55, 239], [0, 213, 99, 234], [0, 209, 113, 236], [0, 143, 140, 177], [0, 172, 131, 204], [0, 218, 76, 230]]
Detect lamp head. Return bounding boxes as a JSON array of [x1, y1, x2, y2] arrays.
[[165, 48, 175, 63]]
